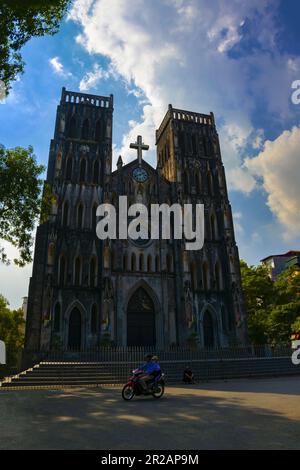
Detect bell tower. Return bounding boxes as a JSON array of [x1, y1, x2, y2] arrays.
[[25, 88, 114, 351], [156, 105, 247, 346]]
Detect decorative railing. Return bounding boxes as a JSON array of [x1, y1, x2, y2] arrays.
[[156, 105, 214, 143], [60, 87, 113, 109]]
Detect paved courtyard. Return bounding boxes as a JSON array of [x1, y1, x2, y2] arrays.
[[0, 376, 300, 449]]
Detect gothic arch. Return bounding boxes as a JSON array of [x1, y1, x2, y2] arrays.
[[125, 281, 160, 347], [81, 119, 89, 140], [68, 115, 76, 138], [64, 300, 87, 350], [215, 260, 223, 291], [58, 254, 67, 286], [125, 280, 160, 315], [65, 156, 72, 180], [89, 256, 97, 287], [73, 256, 82, 285], [93, 159, 100, 184], [77, 202, 84, 229], [79, 158, 87, 182], [202, 261, 210, 290], [62, 201, 69, 226], [199, 303, 220, 348]]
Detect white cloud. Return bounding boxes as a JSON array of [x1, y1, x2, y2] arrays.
[[246, 126, 300, 239], [79, 63, 111, 91], [67, 0, 286, 186], [233, 212, 244, 235], [49, 57, 72, 78], [67, 0, 300, 199]]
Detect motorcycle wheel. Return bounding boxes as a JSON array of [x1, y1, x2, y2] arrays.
[[122, 384, 135, 401], [152, 383, 165, 399]]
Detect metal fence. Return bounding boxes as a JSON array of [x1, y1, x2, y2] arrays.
[[21, 344, 293, 368]]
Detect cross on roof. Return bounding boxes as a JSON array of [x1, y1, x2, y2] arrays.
[[130, 135, 149, 167]]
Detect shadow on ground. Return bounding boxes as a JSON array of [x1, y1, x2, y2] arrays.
[[0, 377, 300, 450]]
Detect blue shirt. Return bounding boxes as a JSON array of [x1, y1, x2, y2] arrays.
[[141, 361, 161, 374]]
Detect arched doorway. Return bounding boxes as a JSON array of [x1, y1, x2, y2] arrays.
[[68, 308, 82, 350], [203, 310, 214, 348], [127, 287, 155, 346]]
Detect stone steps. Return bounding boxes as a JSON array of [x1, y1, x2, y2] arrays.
[[1, 357, 299, 389]]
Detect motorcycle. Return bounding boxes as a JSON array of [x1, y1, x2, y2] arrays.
[[122, 368, 166, 401]]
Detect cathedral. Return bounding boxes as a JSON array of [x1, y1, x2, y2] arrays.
[[24, 87, 247, 351]]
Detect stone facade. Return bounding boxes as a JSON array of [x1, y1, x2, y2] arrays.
[[25, 88, 247, 351]]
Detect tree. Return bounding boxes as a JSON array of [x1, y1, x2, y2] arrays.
[[240, 260, 275, 344], [241, 260, 300, 345], [267, 266, 300, 344], [0, 0, 71, 95], [0, 145, 45, 266], [0, 295, 25, 367]]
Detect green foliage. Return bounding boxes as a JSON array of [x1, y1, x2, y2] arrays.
[[40, 182, 56, 224], [292, 317, 300, 333], [0, 145, 45, 266], [241, 260, 300, 345], [0, 0, 71, 94], [0, 294, 25, 367], [240, 260, 274, 344]]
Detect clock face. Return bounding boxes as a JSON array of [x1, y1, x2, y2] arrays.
[[132, 167, 148, 182]]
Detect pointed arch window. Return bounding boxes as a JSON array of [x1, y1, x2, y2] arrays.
[[90, 257, 97, 287], [62, 201, 69, 226], [191, 134, 197, 154], [93, 160, 100, 184], [74, 257, 82, 285], [79, 159, 86, 182], [69, 116, 76, 138], [167, 254, 173, 273], [207, 171, 214, 195], [65, 157, 72, 180], [215, 261, 223, 291], [77, 203, 84, 229], [211, 213, 218, 240], [203, 262, 210, 290], [155, 255, 160, 272], [95, 118, 105, 141], [58, 255, 67, 286], [147, 255, 152, 272], [190, 263, 197, 290], [131, 253, 136, 271], [139, 254, 144, 271], [221, 305, 227, 333], [81, 119, 89, 140]]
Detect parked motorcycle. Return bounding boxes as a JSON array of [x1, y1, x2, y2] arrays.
[[122, 368, 165, 400]]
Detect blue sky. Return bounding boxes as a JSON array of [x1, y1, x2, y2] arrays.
[[1, 0, 300, 309]]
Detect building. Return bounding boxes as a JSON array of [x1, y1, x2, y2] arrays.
[[22, 297, 28, 321], [24, 88, 246, 351], [261, 250, 300, 280]]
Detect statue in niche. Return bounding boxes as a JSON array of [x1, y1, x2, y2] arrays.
[[102, 277, 114, 331], [184, 280, 195, 329], [60, 114, 65, 133]]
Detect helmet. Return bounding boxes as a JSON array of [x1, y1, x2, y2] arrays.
[[152, 355, 159, 361]]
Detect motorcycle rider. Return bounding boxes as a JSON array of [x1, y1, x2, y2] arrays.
[[138, 354, 160, 391]]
